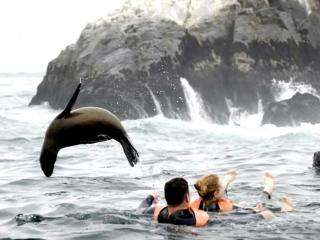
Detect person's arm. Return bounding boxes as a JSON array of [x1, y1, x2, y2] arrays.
[[263, 172, 274, 199], [137, 192, 159, 214], [220, 170, 237, 195]]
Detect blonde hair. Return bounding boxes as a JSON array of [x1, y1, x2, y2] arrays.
[[194, 174, 220, 200]]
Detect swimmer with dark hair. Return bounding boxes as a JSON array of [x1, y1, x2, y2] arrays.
[[138, 177, 209, 227]]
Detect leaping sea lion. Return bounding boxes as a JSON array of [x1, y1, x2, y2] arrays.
[[39, 80, 139, 177]]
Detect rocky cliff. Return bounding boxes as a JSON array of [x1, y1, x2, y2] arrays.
[[262, 92, 320, 126], [30, 0, 320, 124]]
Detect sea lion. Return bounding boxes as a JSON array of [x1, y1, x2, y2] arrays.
[[39, 81, 139, 177]]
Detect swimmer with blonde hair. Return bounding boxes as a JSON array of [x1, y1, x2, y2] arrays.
[[192, 171, 294, 220]]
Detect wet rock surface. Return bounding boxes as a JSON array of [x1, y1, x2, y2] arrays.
[[262, 92, 320, 126], [30, 0, 320, 123]]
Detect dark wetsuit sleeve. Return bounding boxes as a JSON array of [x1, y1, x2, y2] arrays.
[[138, 195, 154, 208], [137, 195, 156, 215]]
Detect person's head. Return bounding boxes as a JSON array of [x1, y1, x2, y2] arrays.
[[164, 177, 190, 206], [194, 174, 222, 200]]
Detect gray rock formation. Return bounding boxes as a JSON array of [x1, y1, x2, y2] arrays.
[[262, 92, 320, 126], [30, 0, 320, 123]]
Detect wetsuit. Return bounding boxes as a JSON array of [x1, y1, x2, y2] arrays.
[[191, 192, 274, 225], [191, 197, 234, 212], [138, 194, 156, 214], [192, 190, 274, 213], [157, 207, 196, 226], [138, 195, 208, 227]]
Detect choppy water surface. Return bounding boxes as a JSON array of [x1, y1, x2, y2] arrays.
[[0, 74, 319, 239]]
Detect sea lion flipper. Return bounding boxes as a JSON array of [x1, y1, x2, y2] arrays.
[[119, 136, 139, 167], [56, 80, 82, 119]]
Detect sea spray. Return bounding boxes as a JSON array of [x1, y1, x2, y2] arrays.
[[180, 77, 211, 123], [271, 78, 319, 101], [225, 98, 263, 127], [145, 85, 163, 116]]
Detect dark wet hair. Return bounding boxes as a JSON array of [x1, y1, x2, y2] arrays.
[[164, 177, 189, 206]]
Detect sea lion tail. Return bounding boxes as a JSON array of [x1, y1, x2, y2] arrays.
[[119, 136, 139, 167], [56, 79, 82, 119]]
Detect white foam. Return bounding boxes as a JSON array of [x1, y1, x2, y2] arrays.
[[180, 77, 211, 123], [145, 85, 164, 116], [272, 78, 319, 101]]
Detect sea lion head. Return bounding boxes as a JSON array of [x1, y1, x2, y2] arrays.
[[40, 148, 58, 177]]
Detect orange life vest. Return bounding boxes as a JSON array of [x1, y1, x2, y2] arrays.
[[191, 197, 233, 212], [153, 205, 209, 227]]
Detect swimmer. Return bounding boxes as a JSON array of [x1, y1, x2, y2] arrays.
[[138, 177, 209, 227], [192, 171, 294, 220], [191, 170, 237, 212]]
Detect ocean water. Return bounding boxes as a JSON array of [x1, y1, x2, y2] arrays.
[[0, 73, 319, 239]]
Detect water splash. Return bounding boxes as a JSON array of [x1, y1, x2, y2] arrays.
[[298, 0, 312, 14], [226, 98, 263, 127], [180, 77, 210, 123], [225, 98, 241, 126], [272, 78, 319, 101], [145, 85, 163, 116]]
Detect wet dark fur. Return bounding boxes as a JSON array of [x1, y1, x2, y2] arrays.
[[40, 82, 139, 177]]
